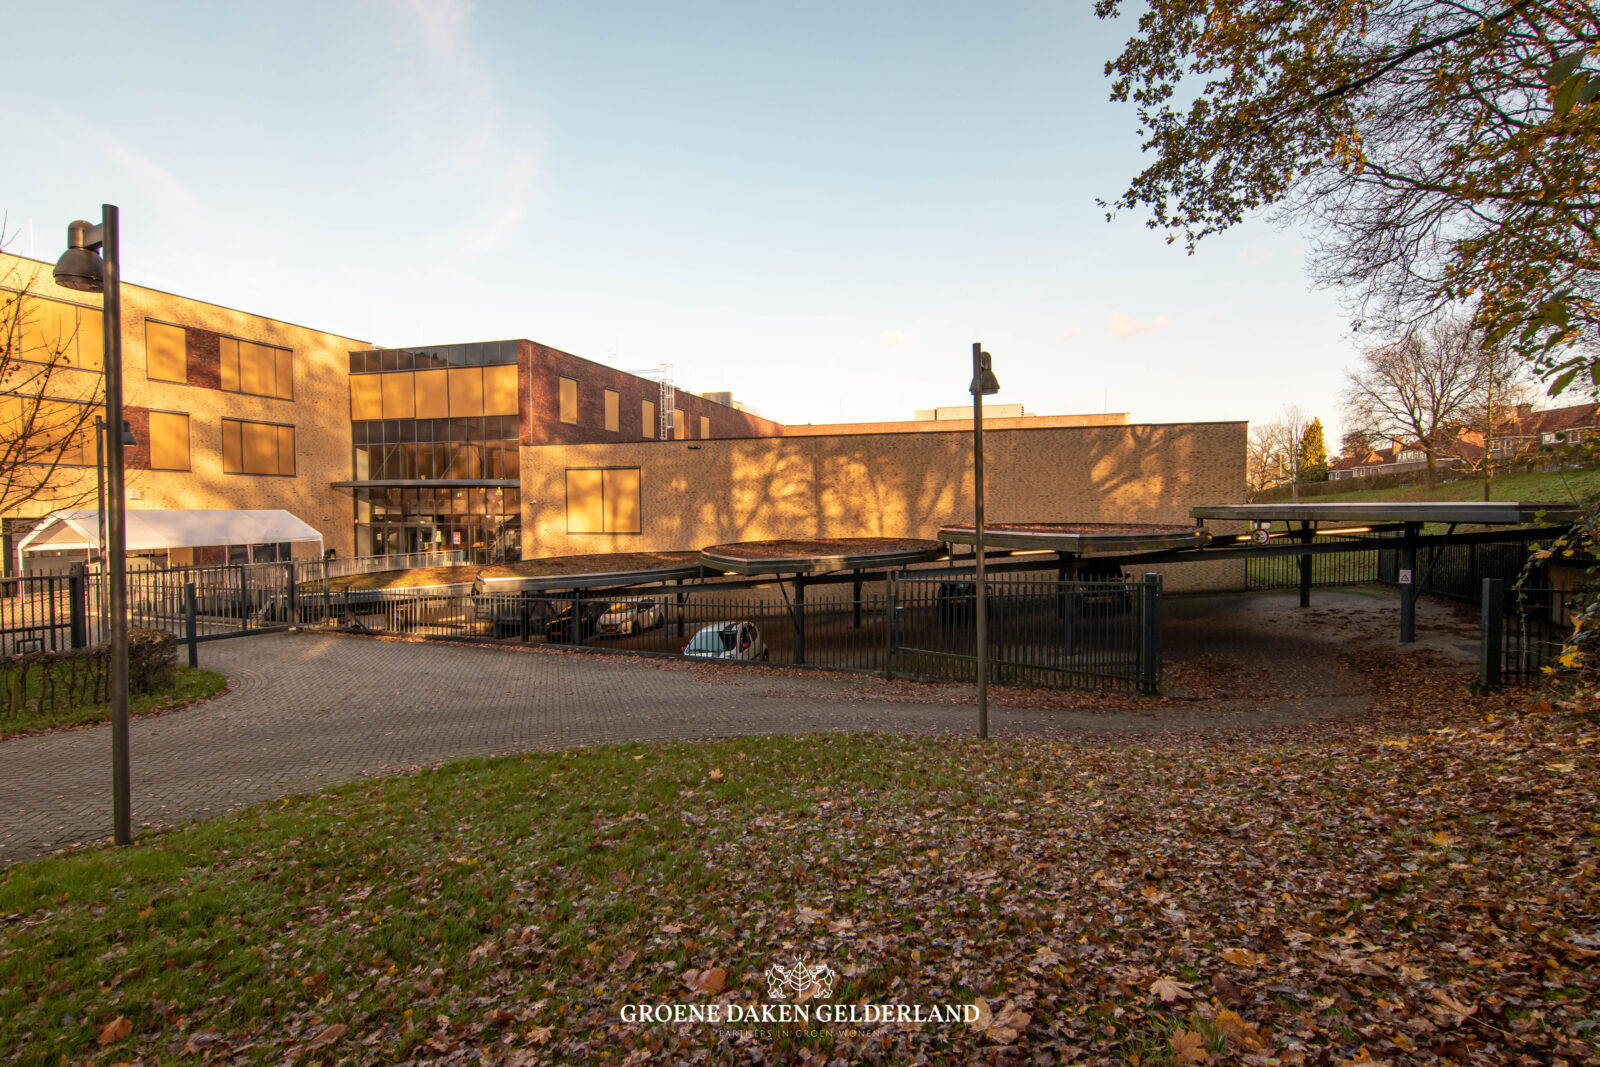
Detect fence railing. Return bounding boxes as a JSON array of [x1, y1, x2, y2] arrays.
[[1479, 578, 1578, 688], [10, 561, 1165, 695], [0, 572, 87, 655], [1379, 540, 1549, 603], [888, 573, 1160, 693], [1246, 535, 1383, 590]]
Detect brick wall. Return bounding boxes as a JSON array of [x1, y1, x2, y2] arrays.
[[1, 251, 367, 557], [519, 421, 1249, 591], [518, 341, 785, 446]]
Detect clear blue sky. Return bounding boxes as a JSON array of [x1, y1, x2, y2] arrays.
[[3, 0, 1358, 441]]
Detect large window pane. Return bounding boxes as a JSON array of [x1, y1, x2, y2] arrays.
[[274, 348, 293, 399], [603, 468, 641, 533], [448, 367, 484, 417], [145, 321, 187, 383], [148, 411, 190, 471], [558, 376, 577, 424], [243, 422, 276, 474], [381, 371, 415, 419], [483, 364, 518, 416], [414, 369, 449, 418], [222, 419, 243, 473], [604, 389, 619, 433], [239, 341, 271, 396], [75, 308, 103, 371], [565, 469, 603, 533], [699, 415, 710, 439], [642, 399, 655, 439], [350, 375, 382, 420], [219, 337, 241, 391], [276, 425, 296, 476]]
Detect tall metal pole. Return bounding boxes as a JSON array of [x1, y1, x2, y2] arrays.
[[95, 417, 108, 640], [101, 205, 131, 846], [973, 342, 988, 739]]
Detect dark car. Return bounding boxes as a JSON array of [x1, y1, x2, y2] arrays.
[[545, 601, 607, 643], [1063, 560, 1132, 615], [935, 581, 999, 625]]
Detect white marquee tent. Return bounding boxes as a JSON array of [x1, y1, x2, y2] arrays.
[[16, 509, 323, 572]]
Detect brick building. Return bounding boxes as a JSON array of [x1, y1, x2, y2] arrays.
[[3, 249, 1246, 570]]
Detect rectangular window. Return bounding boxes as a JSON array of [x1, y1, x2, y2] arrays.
[[566, 468, 641, 534], [558, 376, 578, 424], [381, 371, 415, 419], [448, 367, 484, 417], [222, 418, 294, 476], [642, 399, 656, 439], [699, 415, 710, 439], [350, 375, 382, 420], [565, 469, 603, 533], [604, 389, 620, 433], [219, 336, 292, 399], [483, 364, 519, 417], [414, 369, 449, 419], [145, 321, 187, 383], [12, 398, 95, 466], [673, 408, 685, 440], [17, 298, 103, 370], [147, 410, 190, 471]]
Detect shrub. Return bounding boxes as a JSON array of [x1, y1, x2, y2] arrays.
[[0, 627, 178, 717]]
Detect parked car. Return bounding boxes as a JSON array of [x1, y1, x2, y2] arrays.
[[477, 594, 546, 639], [596, 597, 664, 637], [681, 620, 768, 661], [545, 601, 607, 643], [1068, 560, 1132, 615]]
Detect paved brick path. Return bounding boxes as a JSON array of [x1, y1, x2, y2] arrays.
[[0, 590, 1476, 864]]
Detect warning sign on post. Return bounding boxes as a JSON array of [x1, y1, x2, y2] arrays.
[[1399, 568, 1413, 584]]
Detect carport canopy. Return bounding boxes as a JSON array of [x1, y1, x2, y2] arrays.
[[17, 508, 323, 561]]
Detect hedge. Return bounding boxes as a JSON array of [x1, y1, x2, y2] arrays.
[[1, 628, 178, 718]]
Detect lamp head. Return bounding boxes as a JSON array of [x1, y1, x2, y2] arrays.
[[970, 349, 999, 396], [53, 220, 105, 293]]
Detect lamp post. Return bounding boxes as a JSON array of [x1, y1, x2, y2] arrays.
[[55, 206, 131, 846], [970, 342, 999, 739], [93, 416, 137, 634]]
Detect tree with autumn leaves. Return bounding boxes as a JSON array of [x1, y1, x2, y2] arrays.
[[1097, 0, 1599, 391]]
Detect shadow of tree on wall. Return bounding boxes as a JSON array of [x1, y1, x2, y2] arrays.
[[519, 422, 1245, 559]]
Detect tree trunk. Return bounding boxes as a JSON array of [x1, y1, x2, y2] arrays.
[[1424, 449, 1438, 489]]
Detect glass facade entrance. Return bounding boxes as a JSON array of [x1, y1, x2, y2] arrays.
[[348, 342, 523, 565]]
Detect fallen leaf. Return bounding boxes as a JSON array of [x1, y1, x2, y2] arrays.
[[1171, 1028, 1209, 1064], [1214, 1007, 1265, 1051], [1220, 947, 1263, 968], [1150, 976, 1195, 1002], [307, 1023, 347, 1049], [683, 967, 727, 994], [96, 1017, 131, 1046]]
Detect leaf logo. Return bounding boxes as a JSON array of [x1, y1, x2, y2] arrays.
[[763, 958, 838, 1001]]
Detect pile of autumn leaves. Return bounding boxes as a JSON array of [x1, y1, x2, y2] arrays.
[[18, 657, 1600, 1066]]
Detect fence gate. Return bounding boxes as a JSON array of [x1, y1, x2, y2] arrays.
[[887, 573, 1162, 694]]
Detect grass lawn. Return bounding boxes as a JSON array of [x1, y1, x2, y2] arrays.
[[0, 666, 226, 740], [1291, 466, 1600, 505], [0, 668, 1595, 1064]]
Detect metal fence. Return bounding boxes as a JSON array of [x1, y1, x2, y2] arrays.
[[1246, 535, 1382, 590], [1378, 540, 1549, 602], [7, 561, 1163, 695], [0, 573, 87, 655], [1479, 579, 1579, 687], [291, 573, 1163, 694], [888, 573, 1160, 693]]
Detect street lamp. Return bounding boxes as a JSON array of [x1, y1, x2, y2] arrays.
[[970, 342, 999, 739], [93, 417, 137, 636], [55, 206, 132, 847]]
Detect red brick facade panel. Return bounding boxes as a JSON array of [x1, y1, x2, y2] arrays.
[[186, 328, 221, 391], [123, 407, 151, 470], [517, 340, 785, 446]]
